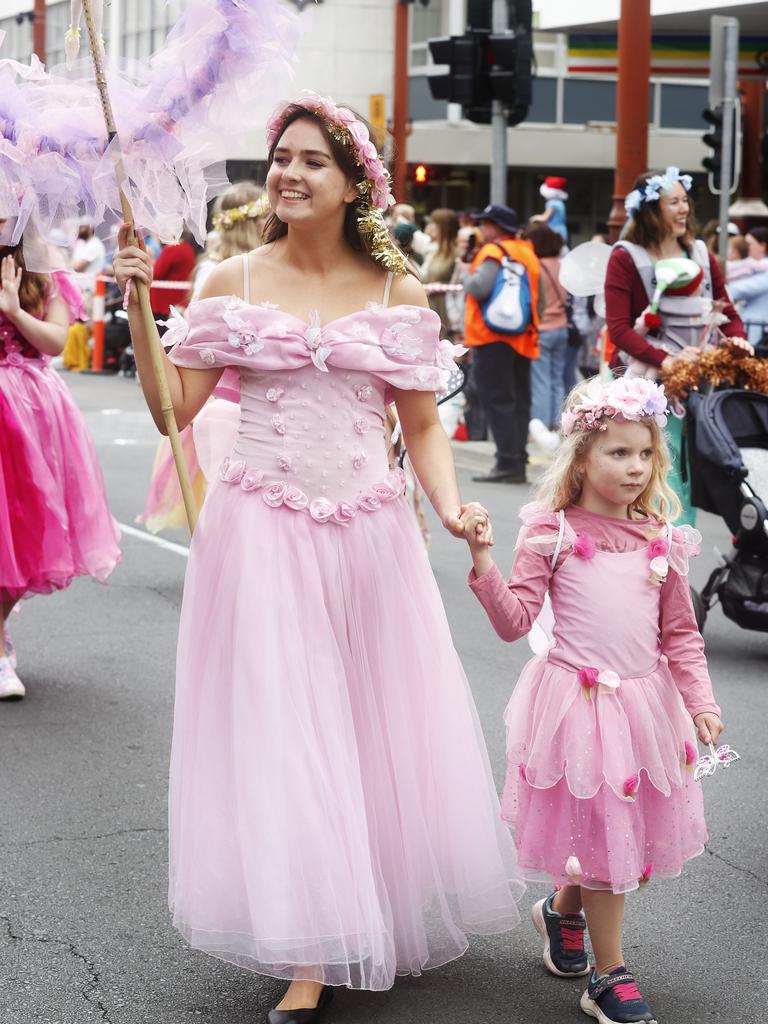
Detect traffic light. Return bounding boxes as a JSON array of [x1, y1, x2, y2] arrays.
[[426, 3, 533, 126], [702, 105, 724, 185], [414, 164, 428, 184], [427, 32, 489, 110], [702, 103, 740, 194]]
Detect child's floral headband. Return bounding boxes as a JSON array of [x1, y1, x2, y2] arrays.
[[624, 166, 692, 217], [561, 377, 668, 436], [212, 195, 270, 232], [266, 90, 405, 274]]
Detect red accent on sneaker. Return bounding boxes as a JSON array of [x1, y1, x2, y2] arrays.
[[614, 981, 644, 1003], [560, 923, 586, 952]]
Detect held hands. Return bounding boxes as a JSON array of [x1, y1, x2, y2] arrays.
[[459, 502, 494, 550], [693, 711, 724, 746], [0, 254, 22, 319], [113, 223, 153, 308]]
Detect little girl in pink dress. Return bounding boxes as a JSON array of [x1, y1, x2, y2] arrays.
[[461, 376, 724, 1024], [0, 243, 120, 698]]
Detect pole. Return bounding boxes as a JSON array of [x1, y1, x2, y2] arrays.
[[607, 0, 651, 242], [81, 0, 198, 533], [32, 0, 46, 61], [489, 0, 507, 205], [739, 80, 764, 201], [91, 275, 106, 371], [393, 0, 409, 202], [717, 19, 738, 261]]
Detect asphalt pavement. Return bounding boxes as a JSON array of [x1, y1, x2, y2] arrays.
[[0, 372, 764, 1024]]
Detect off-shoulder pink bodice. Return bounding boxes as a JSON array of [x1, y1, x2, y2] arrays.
[[167, 296, 463, 514]]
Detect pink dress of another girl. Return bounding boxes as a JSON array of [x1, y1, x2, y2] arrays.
[[470, 502, 719, 894], [0, 273, 120, 603], [163, 259, 523, 990]]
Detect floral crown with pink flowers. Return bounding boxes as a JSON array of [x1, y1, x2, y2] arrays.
[[560, 377, 668, 436], [266, 90, 405, 273]]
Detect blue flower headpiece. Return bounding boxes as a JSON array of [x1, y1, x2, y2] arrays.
[[624, 166, 693, 217]]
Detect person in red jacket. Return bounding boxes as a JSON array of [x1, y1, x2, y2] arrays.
[[604, 167, 747, 521], [149, 232, 197, 320]]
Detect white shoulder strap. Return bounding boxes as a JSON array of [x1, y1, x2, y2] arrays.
[[382, 271, 394, 307], [551, 509, 566, 571], [242, 253, 250, 304], [665, 519, 674, 551], [614, 240, 653, 270]]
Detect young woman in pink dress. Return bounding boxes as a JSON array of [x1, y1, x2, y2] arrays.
[[461, 376, 724, 1024], [113, 92, 522, 1023], [0, 238, 121, 699]]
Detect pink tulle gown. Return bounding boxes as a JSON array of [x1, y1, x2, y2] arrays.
[[163, 263, 523, 989], [470, 503, 720, 895], [0, 275, 120, 602]]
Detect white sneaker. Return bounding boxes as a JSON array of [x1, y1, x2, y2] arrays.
[[3, 624, 16, 669], [529, 418, 560, 453], [0, 656, 25, 700]]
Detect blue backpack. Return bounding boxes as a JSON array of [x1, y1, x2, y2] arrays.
[[480, 243, 533, 336]]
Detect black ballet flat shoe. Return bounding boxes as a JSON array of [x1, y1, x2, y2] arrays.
[[266, 985, 333, 1024]]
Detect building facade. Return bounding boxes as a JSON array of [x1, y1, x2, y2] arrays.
[[0, 0, 756, 236]]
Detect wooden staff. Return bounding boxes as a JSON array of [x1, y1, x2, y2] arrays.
[[81, 0, 199, 532]]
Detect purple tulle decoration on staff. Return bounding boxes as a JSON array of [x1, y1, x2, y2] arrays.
[[0, 0, 300, 270]]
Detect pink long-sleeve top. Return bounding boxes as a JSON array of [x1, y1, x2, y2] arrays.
[[468, 504, 720, 720]]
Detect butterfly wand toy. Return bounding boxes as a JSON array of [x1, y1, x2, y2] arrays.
[[693, 741, 741, 782]]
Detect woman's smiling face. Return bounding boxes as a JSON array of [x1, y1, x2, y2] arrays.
[[266, 117, 358, 228], [658, 182, 690, 240]]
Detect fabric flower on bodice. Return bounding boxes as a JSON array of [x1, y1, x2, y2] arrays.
[[348, 320, 376, 341], [223, 306, 264, 355], [381, 322, 424, 362], [305, 310, 332, 372], [352, 449, 368, 471], [266, 386, 284, 403], [353, 418, 369, 435], [158, 305, 190, 345], [355, 384, 373, 402], [277, 453, 293, 472], [648, 556, 669, 585], [572, 532, 596, 559], [271, 414, 286, 435]]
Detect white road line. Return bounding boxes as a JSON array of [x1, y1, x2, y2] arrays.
[[118, 522, 190, 558]]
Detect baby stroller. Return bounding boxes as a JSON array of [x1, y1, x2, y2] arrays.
[[685, 389, 768, 633]]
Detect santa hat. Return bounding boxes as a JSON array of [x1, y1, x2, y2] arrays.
[[666, 266, 704, 296], [544, 176, 567, 190]]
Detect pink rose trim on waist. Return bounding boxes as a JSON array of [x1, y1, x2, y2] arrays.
[[262, 483, 287, 508], [309, 498, 335, 523], [220, 464, 405, 524], [284, 486, 309, 511], [240, 469, 264, 492]]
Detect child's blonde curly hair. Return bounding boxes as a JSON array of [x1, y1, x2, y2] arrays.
[[535, 378, 682, 523]]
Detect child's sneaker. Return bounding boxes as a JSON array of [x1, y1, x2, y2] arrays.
[[580, 966, 657, 1023], [3, 624, 16, 668], [0, 656, 25, 701], [532, 892, 590, 977]]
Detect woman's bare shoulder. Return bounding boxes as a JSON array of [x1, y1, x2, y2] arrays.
[[389, 270, 429, 309], [197, 254, 249, 301]]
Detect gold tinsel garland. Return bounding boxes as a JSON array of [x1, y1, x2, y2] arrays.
[[661, 345, 768, 401]]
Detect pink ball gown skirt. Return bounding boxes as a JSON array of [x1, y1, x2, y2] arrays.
[[0, 308, 120, 602], [165, 297, 523, 989]]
